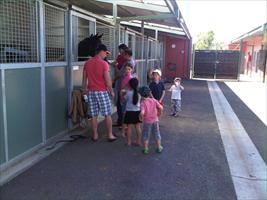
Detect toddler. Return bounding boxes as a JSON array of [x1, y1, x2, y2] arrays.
[[169, 77, 184, 117]]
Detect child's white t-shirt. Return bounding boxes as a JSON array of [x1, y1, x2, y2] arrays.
[[126, 90, 141, 111], [170, 85, 183, 100]]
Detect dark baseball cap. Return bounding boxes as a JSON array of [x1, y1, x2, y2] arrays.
[[139, 86, 151, 97], [118, 43, 128, 50], [96, 44, 110, 54]]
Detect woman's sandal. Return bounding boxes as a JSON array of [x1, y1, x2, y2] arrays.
[[132, 142, 141, 147], [91, 137, 98, 142]]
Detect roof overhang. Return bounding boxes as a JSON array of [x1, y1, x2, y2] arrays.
[[231, 23, 266, 44], [57, 0, 191, 39]]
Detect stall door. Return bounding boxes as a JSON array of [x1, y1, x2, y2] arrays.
[[164, 37, 188, 80]]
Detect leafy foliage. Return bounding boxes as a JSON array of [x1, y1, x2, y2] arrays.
[[195, 31, 225, 50]]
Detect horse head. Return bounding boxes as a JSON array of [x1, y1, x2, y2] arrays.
[[78, 33, 103, 61]]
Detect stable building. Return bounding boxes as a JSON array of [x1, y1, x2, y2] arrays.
[[228, 23, 267, 82], [0, 0, 191, 184]]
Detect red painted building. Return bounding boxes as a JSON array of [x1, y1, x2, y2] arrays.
[[228, 23, 267, 82]]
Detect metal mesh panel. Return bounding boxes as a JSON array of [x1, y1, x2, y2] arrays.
[[120, 28, 125, 44], [0, 0, 38, 63], [135, 35, 142, 60], [148, 40, 152, 59], [136, 60, 146, 86], [78, 18, 90, 44], [96, 22, 115, 60], [45, 4, 65, 62], [157, 42, 162, 58], [151, 41, 157, 59], [147, 40, 156, 59], [126, 33, 135, 53], [158, 42, 164, 67]]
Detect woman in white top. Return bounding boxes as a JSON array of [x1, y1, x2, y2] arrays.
[[169, 77, 184, 117], [122, 78, 142, 146]]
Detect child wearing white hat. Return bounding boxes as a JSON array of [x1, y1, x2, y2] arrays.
[[149, 69, 165, 106]]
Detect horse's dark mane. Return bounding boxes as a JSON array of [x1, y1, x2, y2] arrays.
[[78, 33, 103, 61]]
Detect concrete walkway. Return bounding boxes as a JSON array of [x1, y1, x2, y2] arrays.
[[0, 80, 266, 200], [224, 80, 267, 125]]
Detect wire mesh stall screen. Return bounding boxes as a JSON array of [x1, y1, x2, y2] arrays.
[[72, 16, 95, 62], [157, 42, 164, 67], [96, 22, 115, 60], [120, 28, 125, 45], [151, 41, 157, 59], [148, 40, 157, 59], [135, 35, 142, 60], [135, 60, 146, 86], [0, 0, 38, 63], [45, 4, 65, 62], [126, 33, 135, 57]]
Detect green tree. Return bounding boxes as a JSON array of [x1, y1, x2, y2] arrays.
[[195, 31, 215, 50], [213, 41, 225, 50], [194, 31, 226, 50]]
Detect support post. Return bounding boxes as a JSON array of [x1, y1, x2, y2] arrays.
[[38, 0, 47, 144], [141, 21, 145, 86], [237, 40, 244, 81], [66, 7, 73, 129], [113, 3, 119, 57]]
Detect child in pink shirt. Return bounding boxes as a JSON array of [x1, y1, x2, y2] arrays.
[[120, 63, 133, 137], [139, 86, 163, 154], [121, 64, 133, 90]]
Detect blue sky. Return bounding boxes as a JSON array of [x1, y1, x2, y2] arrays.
[[176, 0, 267, 44]]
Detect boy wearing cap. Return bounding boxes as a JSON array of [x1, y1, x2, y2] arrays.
[[149, 69, 165, 104], [169, 77, 184, 117], [139, 86, 164, 154], [82, 44, 117, 142]]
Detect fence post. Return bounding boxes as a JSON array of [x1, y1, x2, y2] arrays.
[[191, 44, 195, 79], [237, 40, 244, 81], [141, 21, 145, 86], [214, 51, 217, 80], [262, 24, 267, 83]]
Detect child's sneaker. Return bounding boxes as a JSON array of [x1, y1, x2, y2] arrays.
[[174, 112, 179, 117], [156, 146, 163, 153], [142, 148, 149, 154]]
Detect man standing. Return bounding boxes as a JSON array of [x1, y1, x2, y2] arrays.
[[82, 44, 117, 142], [246, 51, 252, 76]]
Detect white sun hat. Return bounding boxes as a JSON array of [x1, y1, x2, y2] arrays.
[[152, 69, 162, 77]]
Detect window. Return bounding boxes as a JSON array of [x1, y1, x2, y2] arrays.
[[96, 22, 116, 60], [72, 14, 95, 62], [0, 0, 38, 63]]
